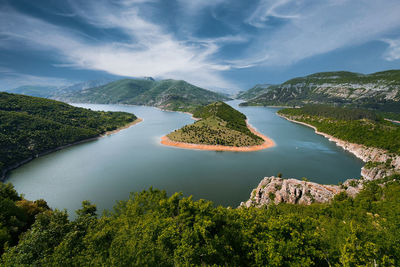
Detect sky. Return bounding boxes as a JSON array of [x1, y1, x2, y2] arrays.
[[0, 0, 400, 92]]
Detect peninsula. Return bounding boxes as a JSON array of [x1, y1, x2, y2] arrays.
[[161, 102, 274, 151], [0, 92, 140, 179]]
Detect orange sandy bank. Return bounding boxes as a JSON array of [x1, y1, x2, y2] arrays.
[[103, 118, 143, 136], [161, 122, 275, 152]]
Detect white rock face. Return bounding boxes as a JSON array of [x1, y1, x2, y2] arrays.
[[241, 177, 362, 208]]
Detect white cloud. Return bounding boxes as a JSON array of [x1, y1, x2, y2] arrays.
[[242, 0, 400, 66], [246, 0, 301, 28], [0, 3, 236, 91], [383, 39, 400, 61]]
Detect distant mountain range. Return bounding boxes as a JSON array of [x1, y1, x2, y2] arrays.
[[239, 70, 400, 112], [5, 85, 60, 98], [4, 78, 115, 98], [236, 84, 275, 100], [54, 78, 230, 112]]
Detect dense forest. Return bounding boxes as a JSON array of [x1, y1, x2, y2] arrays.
[[278, 105, 400, 154], [168, 102, 263, 146], [0, 93, 137, 177], [1, 174, 399, 266]]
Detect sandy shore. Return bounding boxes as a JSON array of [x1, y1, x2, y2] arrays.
[[103, 118, 143, 136], [385, 118, 400, 124], [160, 122, 275, 152]]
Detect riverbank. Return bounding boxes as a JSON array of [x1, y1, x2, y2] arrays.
[[278, 113, 400, 180], [102, 118, 143, 136], [160, 122, 275, 152], [1, 118, 142, 181]]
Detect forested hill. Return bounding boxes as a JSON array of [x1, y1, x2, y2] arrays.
[[240, 70, 400, 112], [1, 175, 400, 265], [54, 78, 230, 112], [167, 102, 263, 147], [0, 93, 137, 178]]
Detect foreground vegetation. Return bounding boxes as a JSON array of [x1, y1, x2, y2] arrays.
[[0, 93, 137, 177], [1, 174, 400, 266], [278, 105, 400, 154], [167, 102, 264, 147]]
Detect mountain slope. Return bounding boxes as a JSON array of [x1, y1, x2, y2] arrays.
[[4, 79, 115, 99], [55, 79, 231, 112], [240, 70, 400, 111], [0, 92, 137, 178], [5, 85, 59, 98], [236, 84, 275, 100]]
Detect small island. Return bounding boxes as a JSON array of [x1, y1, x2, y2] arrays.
[[161, 102, 274, 151]]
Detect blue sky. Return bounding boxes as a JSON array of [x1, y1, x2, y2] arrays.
[[0, 0, 400, 92]]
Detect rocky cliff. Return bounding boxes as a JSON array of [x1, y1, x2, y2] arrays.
[[240, 70, 400, 111], [241, 176, 362, 208], [242, 114, 400, 208]]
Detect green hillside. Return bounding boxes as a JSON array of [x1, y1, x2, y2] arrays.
[[167, 102, 263, 147], [240, 70, 400, 112], [278, 105, 400, 154], [2, 175, 400, 266], [55, 79, 230, 112], [0, 93, 137, 178]]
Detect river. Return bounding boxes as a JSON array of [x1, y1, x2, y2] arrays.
[[6, 100, 364, 215]]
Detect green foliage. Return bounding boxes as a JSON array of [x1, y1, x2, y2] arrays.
[[56, 78, 230, 112], [0, 182, 50, 254], [279, 105, 400, 154], [0, 92, 137, 176], [2, 177, 400, 266], [168, 102, 263, 147]]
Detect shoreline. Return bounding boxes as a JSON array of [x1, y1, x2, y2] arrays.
[[1, 118, 142, 181], [277, 113, 367, 162], [160, 121, 275, 152], [102, 118, 143, 136]]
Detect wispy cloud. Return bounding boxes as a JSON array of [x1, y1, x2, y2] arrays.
[[0, 0, 399, 91], [0, 2, 236, 91], [241, 0, 400, 66], [383, 38, 400, 61], [246, 0, 301, 28]]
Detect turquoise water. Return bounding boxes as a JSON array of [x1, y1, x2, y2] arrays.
[[7, 101, 364, 215]]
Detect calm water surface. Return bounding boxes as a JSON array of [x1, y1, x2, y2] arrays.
[[7, 100, 364, 215]]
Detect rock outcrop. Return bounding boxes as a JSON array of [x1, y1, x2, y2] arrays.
[[241, 176, 363, 208], [241, 114, 400, 208]]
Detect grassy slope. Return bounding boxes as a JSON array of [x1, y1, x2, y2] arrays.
[[167, 102, 263, 146], [56, 79, 230, 112], [0, 92, 137, 176]]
